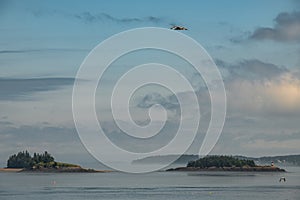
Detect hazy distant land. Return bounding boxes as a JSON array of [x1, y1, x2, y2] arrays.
[[132, 154, 199, 165], [133, 154, 300, 166]]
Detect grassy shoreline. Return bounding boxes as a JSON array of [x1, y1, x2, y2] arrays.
[[0, 168, 23, 172]]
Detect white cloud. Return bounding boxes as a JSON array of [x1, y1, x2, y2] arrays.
[[250, 11, 300, 42], [227, 72, 300, 115]]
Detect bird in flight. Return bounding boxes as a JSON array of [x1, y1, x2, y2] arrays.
[[279, 177, 286, 182], [170, 25, 188, 30]]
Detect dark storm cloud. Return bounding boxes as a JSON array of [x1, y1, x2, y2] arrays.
[[249, 11, 300, 42], [0, 78, 75, 101]]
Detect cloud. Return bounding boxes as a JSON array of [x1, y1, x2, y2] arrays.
[[217, 59, 287, 80], [100, 120, 181, 153], [226, 71, 300, 115], [74, 12, 164, 24], [0, 48, 88, 54], [135, 89, 212, 121], [0, 77, 75, 101], [243, 139, 300, 152], [134, 60, 285, 109], [31, 9, 167, 25], [0, 124, 76, 141], [0, 121, 13, 125], [211, 127, 300, 156], [131, 57, 300, 123], [135, 59, 300, 118], [215, 59, 300, 116], [249, 131, 300, 142], [137, 92, 179, 111], [249, 11, 300, 42]]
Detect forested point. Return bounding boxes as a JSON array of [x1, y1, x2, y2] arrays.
[[187, 155, 256, 168], [6, 150, 78, 169]]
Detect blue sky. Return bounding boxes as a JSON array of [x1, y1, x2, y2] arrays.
[[1, 0, 298, 77], [0, 0, 300, 167]]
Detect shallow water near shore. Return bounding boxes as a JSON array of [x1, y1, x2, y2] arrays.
[[0, 167, 299, 200]]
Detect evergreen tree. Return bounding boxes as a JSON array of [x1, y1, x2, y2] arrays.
[[187, 155, 256, 168], [7, 150, 55, 169]]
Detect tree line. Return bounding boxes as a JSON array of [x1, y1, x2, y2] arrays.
[[7, 151, 54, 169], [187, 155, 256, 168]]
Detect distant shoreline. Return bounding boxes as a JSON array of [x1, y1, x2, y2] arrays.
[[0, 168, 23, 172], [166, 166, 286, 172], [133, 154, 300, 166], [0, 167, 112, 173]]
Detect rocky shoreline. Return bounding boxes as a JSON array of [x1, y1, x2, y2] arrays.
[[24, 167, 111, 173], [0, 168, 23, 172], [0, 167, 111, 173], [166, 166, 286, 172]]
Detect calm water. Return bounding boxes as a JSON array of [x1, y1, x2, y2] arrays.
[[0, 167, 299, 200]]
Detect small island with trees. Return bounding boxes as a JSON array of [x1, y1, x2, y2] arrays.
[[2, 150, 108, 173], [166, 155, 286, 172]]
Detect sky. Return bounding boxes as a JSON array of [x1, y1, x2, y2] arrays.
[[0, 0, 300, 168]]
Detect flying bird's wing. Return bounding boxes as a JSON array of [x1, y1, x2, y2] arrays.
[[170, 25, 188, 30]]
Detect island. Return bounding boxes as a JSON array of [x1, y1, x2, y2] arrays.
[[166, 155, 286, 172], [133, 154, 300, 166], [1, 150, 110, 173]]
